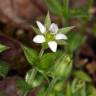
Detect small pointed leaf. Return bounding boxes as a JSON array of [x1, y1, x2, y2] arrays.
[[22, 45, 38, 65], [44, 12, 51, 29]]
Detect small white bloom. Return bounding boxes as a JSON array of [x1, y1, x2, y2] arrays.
[[33, 21, 67, 52]]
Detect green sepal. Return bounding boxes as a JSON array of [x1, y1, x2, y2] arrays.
[[44, 12, 51, 29], [52, 53, 72, 79], [58, 26, 75, 34]]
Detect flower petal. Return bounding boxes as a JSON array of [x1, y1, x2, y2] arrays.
[[55, 34, 68, 40], [49, 23, 58, 34], [36, 21, 46, 33], [48, 41, 57, 52], [33, 35, 45, 43]]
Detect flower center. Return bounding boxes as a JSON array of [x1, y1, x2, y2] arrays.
[[45, 32, 54, 42]]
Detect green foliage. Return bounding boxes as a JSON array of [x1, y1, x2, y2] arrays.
[[73, 71, 91, 82], [39, 53, 58, 71], [70, 7, 89, 19], [22, 45, 38, 65], [71, 79, 88, 96], [53, 80, 64, 92], [16, 79, 31, 96], [25, 69, 44, 88], [44, 12, 51, 29], [52, 53, 72, 79], [32, 26, 40, 34], [0, 60, 9, 77], [44, 0, 92, 20], [89, 86, 96, 96], [67, 32, 86, 53], [44, 0, 63, 16], [37, 87, 46, 96], [17, 10, 95, 96], [0, 44, 8, 53], [66, 83, 72, 96], [63, 0, 70, 18]]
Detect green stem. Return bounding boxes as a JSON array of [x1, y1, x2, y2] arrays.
[[63, 0, 69, 18], [45, 78, 58, 96], [39, 48, 45, 58]]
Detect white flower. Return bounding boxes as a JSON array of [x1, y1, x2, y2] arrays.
[[33, 21, 67, 52]]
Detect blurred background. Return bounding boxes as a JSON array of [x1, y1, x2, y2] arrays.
[[0, 0, 96, 96]]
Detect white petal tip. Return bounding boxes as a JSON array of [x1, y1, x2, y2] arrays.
[[49, 23, 58, 34], [36, 21, 46, 33], [33, 35, 45, 43], [48, 41, 57, 52], [55, 34, 68, 40]]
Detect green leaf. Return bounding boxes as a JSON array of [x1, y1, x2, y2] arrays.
[[25, 69, 44, 88], [39, 53, 57, 71], [22, 45, 38, 65], [44, 12, 51, 29], [16, 79, 31, 96], [44, 0, 63, 16], [32, 26, 40, 34], [0, 60, 9, 77], [0, 44, 8, 53], [59, 26, 75, 34], [73, 71, 91, 82]]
